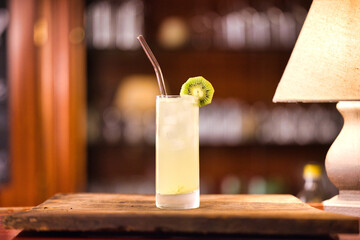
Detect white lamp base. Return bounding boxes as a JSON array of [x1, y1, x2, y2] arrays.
[[323, 191, 360, 217], [323, 101, 360, 217]]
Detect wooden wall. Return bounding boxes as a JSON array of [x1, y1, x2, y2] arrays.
[[0, 0, 86, 206]]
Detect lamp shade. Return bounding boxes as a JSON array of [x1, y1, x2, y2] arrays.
[[273, 0, 360, 102]]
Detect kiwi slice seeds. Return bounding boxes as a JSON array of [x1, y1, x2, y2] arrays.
[[180, 76, 214, 107]]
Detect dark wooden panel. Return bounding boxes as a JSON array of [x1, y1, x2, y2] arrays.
[[3, 194, 358, 235]]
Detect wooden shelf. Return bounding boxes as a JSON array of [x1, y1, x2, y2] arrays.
[[87, 49, 291, 109], [87, 143, 331, 195], [85, 0, 324, 196]]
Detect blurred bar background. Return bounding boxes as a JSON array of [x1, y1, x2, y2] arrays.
[[0, 0, 340, 206]]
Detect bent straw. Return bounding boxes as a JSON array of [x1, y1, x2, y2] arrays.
[[137, 35, 167, 96]]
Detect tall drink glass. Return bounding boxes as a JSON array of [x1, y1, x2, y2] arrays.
[[156, 95, 199, 209]]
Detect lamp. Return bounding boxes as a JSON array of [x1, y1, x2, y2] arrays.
[[273, 0, 360, 217]]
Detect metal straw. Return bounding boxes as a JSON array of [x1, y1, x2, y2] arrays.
[[137, 35, 167, 96]]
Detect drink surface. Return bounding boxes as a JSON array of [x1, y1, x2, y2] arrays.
[[156, 95, 199, 195]]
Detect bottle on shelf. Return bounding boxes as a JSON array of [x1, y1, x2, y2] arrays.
[[297, 164, 325, 203]]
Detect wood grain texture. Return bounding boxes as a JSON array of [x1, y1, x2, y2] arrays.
[[3, 194, 358, 235]]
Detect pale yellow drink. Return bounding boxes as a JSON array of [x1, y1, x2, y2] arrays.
[[156, 95, 199, 209]]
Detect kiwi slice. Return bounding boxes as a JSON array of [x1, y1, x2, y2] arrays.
[[180, 76, 214, 107]]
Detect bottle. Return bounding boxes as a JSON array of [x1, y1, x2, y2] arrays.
[[297, 164, 324, 203]]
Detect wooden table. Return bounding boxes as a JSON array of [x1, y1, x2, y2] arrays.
[[0, 207, 30, 240], [1, 194, 360, 240]]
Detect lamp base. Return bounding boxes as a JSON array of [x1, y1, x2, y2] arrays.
[[323, 191, 360, 217], [323, 101, 360, 217]]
